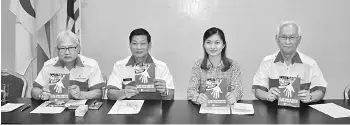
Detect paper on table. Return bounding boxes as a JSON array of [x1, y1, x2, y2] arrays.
[[30, 101, 65, 114], [65, 99, 87, 107], [231, 103, 254, 115], [1, 103, 24, 112], [108, 100, 144, 114], [199, 105, 231, 114], [309, 103, 350, 118]]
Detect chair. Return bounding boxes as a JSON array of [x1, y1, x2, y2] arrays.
[[344, 84, 350, 99], [1, 69, 27, 98]]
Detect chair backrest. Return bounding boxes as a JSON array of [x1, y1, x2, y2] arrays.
[[344, 85, 350, 99], [1, 69, 27, 98], [102, 73, 108, 99]]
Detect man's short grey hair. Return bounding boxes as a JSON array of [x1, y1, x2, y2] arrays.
[[276, 21, 302, 36], [56, 30, 80, 46]]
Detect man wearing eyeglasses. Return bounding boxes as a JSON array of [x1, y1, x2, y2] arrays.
[[31, 30, 105, 100], [252, 21, 328, 103]]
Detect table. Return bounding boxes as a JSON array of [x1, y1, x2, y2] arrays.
[[2, 98, 350, 124]]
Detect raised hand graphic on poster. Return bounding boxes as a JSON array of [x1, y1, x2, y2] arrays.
[[206, 78, 223, 99], [279, 76, 298, 98], [282, 83, 295, 97], [49, 73, 66, 94], [211, 79, 223, 99], [134, 63, 151, 83]]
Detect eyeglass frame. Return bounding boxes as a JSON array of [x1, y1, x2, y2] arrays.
[[277, 35, 301, 42], [57, 45, 79, 53]]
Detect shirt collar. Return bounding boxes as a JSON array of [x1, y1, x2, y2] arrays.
[[206, 59, 224, 69], [274, 51, 303, 64], [54, 55, 84, 68], [126, 53, 154, 66]]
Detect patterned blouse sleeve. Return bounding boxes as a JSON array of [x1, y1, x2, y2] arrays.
[[187, 60, 202, 104], [230, 61, 243, 101]]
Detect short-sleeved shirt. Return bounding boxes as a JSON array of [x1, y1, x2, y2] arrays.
[[33, 55, 105, 92], [187, 58, 243, 104], [252, 51, 328, 94], [107, 54, 175, 100]]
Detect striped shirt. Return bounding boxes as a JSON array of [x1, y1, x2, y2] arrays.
[[187, 58, 243, 104]]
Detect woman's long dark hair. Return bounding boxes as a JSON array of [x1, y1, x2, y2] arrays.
[[200, 27, 231, 72]]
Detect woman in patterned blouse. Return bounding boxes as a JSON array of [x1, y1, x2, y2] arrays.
[[187, 27, 243, 105]]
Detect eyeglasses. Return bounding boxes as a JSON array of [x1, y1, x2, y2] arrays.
[[278, 35, 300, 42], [57, 46, 78, 53]]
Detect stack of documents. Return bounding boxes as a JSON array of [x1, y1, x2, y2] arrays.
[[309, 103, 350, 118], [1, 103, 24, 112], [108, 100, 144, 114], [231, 103, 254, 115], [199, 103, 254, 115], [199, 106, 231, 114], [30, 101, 66, 114]]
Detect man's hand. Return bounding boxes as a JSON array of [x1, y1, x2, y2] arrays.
[[154, 79, 167, 94], [39, 88, 51, 100], [69, 85, 81, 99], [298, 90, 312, 103], [266, 87, 280, 102], [197, 93, 208, 104], [226, 92, 237, 105], [124, 86, 139, 98]]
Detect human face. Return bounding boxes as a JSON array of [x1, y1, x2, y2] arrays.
[[276, 24, 301, 55], [57, 38, 79, 64], [130, 35, 150, 58], [204, 33, 225, 57]]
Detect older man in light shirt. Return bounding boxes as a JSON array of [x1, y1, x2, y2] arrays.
[[252, 21, 327, 103], [31, 30, 105, 100]]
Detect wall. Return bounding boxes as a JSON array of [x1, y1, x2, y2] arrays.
[[2, 0, 349, 100], [1, 0, 16, 71], [81, 0, 350, 100]]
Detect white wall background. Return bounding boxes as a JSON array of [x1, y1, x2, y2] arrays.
[[1, 0, 16, 71], [81, 0, 350, 100], [2, 0, 350, 100]]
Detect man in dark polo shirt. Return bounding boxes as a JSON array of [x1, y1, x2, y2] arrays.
[[252, 21, 327, 103]]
